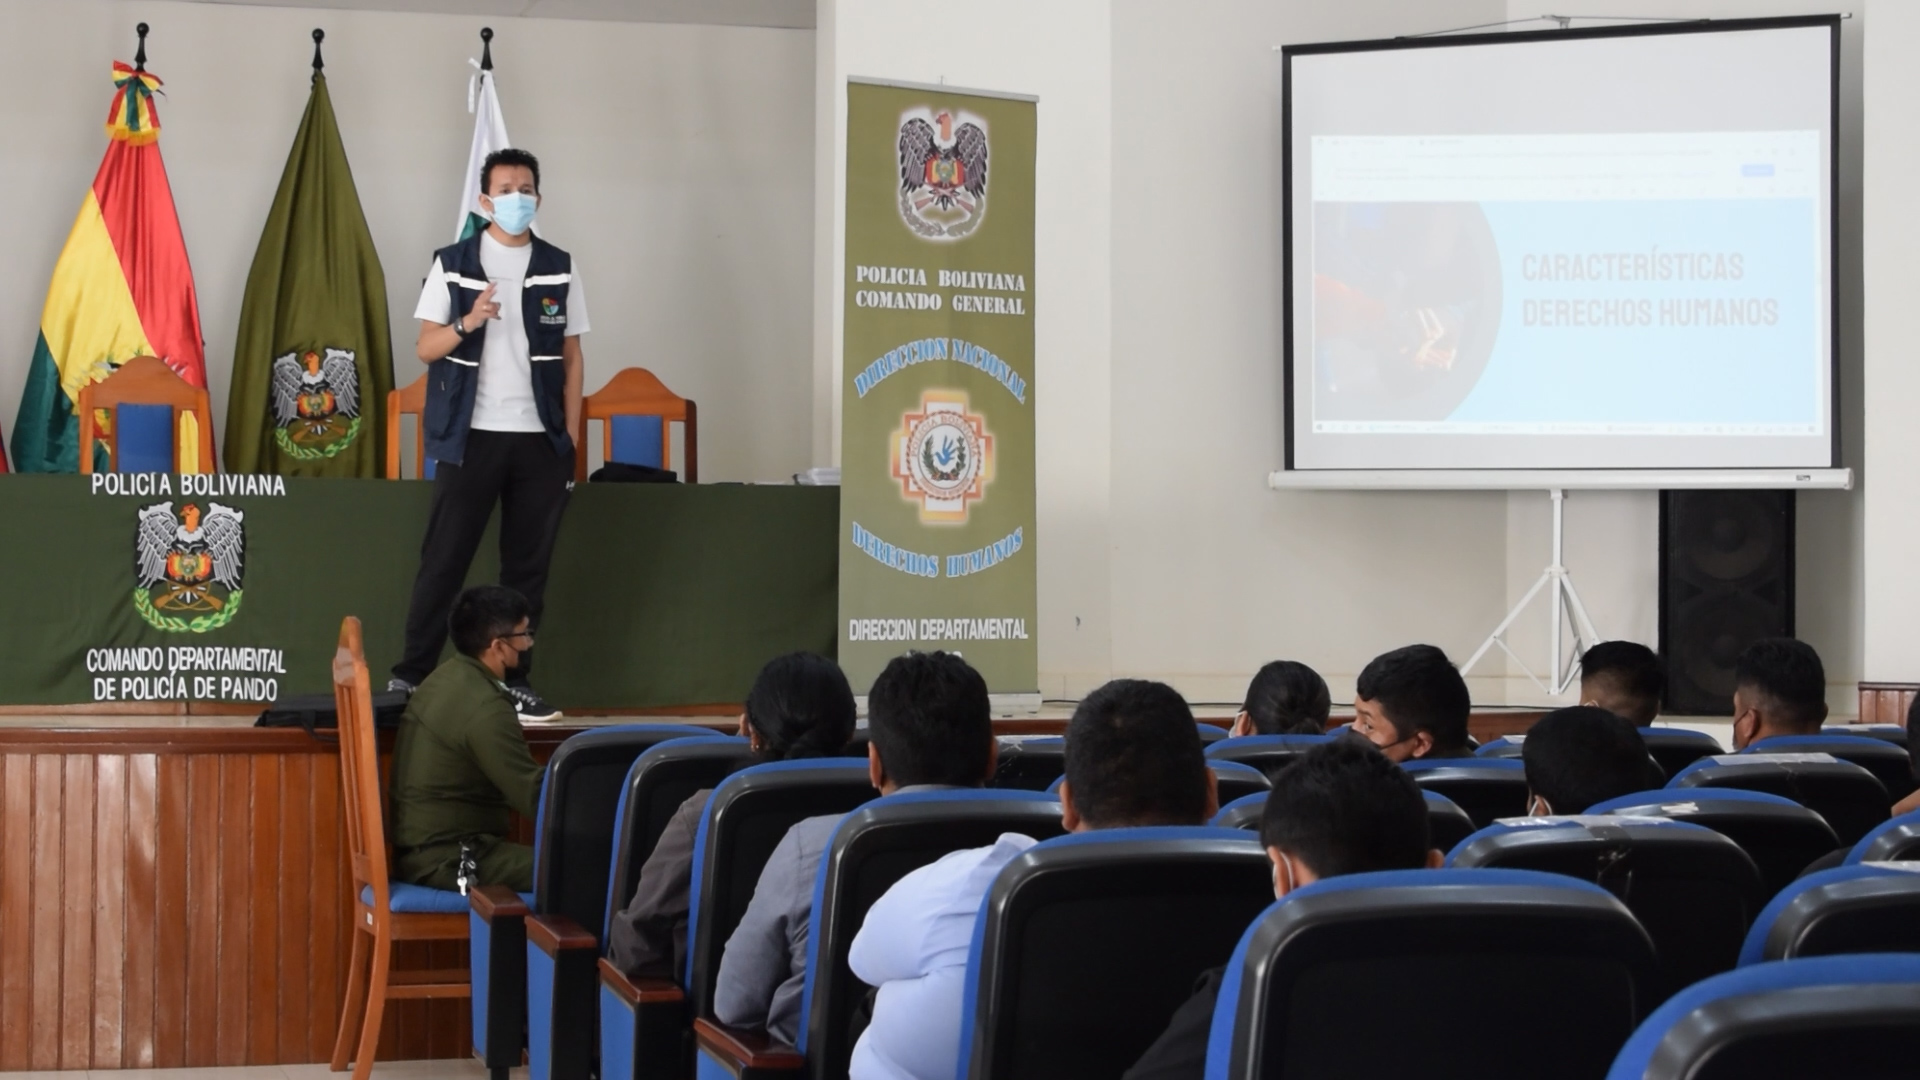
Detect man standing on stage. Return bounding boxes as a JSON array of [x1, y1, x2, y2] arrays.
[[390, 148, 585, 721]]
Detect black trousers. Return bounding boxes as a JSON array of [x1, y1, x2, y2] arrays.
[[395, 430, 573, 685]]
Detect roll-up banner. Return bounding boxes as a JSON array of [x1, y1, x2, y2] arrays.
[[839, 79, 1038, 697]]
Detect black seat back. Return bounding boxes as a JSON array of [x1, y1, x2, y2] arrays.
[[1211, 868, 1657, 1080], [684, 759, 875, 1017], [1401, 758, 1531, 828], [802, 791, 1067, 1079], [958, 828, 1273, 1080], [1450, 819, 1764, 1001], [990, 737, 1065, 791], [1590, 789, 1840, 898], [1749, 864, 1920, 962], [1638, 728, 1724, 780], [1672, 754, 1890, 847], [1747, 735, 1916, 801], [601, 737, 756, 941], [534, 724, 729, 936], [1209, 760, 1271, 804], [1205, 735, 1335, 780]]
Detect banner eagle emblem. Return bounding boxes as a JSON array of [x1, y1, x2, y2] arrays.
[[270, 347, 362, 459], [133, 501, 246, 632], [897, 108, 989, 240]]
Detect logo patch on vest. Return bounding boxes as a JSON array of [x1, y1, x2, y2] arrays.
[[539, 297, 565, 325]]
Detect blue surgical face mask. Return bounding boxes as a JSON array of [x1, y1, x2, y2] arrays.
[[487, 192, 537, 236]]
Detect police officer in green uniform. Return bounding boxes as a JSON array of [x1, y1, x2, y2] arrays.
[[389, 585, 546, 892]]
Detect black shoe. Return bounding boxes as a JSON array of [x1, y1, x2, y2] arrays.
[[507, 683, 563, 723], [386, 677, 417, 695]]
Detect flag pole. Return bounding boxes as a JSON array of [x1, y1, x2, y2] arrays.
[[311, 28, 324, 73], [481, 26, 494, 71], [134, 22, 149, 72]]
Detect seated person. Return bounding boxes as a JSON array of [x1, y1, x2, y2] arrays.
[[713, 650, 997, 1048], [849, 679, 1219, 1080], [1520, 706, 1652, 816], [1579, 640, 1665, 726], [389, 585, 547, 892], [1730, 637, 1828, 751], [1124, 739, 1441, 1080], [1231, 659, 1333, 737], [604, 651, 856, 981], [1347, 644, 1474, 763]]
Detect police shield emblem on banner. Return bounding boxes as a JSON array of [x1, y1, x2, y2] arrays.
[[897, 107, 989, 240], [270, 347, 361, 459], [893, 391, 993, 523], [134, 500, 245, 632]]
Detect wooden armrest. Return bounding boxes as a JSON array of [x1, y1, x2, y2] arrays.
[[598, 958, 686, 1006], [470, 884, 528, 921], [527, 913, 597, 956], [694, 1018, 802, 1072]]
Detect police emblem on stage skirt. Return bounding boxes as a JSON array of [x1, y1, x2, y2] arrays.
[[897, 107, 989, 240], [269, 346, 362, 459], [892, 391, 993, 523], [133, 500, 246, 632]]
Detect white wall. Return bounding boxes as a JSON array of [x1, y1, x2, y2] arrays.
[[1, 0, 814, 482], [1496, 1, 1866, 714]]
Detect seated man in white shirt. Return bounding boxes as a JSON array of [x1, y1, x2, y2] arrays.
[[847, 679, 1220, 1080]]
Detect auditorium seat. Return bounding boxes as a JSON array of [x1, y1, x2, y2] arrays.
[[1210, 789, 1476, 853], [1196, 723, 1231, 743], [1739, 862, 1920, 964], [1638, 727, 1724, 780], [578, 367, 698, 482], [1822, 723, 1911, 748], [692, 791, 1067, 1080], [1400, 757, 1530, 828], [991, 736, 1065, 791], [594, 738, 757, 1080], [1210, 760, 1270, 804], [1204, 869, 1657, 1080], [1669, 753, 1890, 847], [1448, 817, 1764, 1001], [1477, 736, 1668, 787], [955, 827, 1274, 1080], [1845, 806, 1920, 865], [1745, 734, 1916, 801], [1603, 955, 1920, 1080], [1588, 788, 1841, 897], [474, 724, 728, 1080], [675, 760, 875, 1069], [1205, 734, 1335, 780]]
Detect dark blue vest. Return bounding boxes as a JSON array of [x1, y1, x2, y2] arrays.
[[422, 232, 575, 466]]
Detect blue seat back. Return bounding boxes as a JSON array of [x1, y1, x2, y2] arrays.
[[1475, 735, 1524, 759], [1590, 788, 1841, 898], [1637, 727, 1724, 779], [1205, 734, 1334, 779], [1845, 807, 1920, 864], [684, 758, 875, 1016], [1207, 869, 1656, 1080], [991, 736, 1065, 792], [609, 413, 664, 468], [600, 736, 755, 942], [115, 402, 174, 473], [1208, 789, 1475, 854], [801, 791, 1066, 1078], [1604, 955, 1920, 1080], [1670, 753, 1890, 847], [1400, 757, 1530, 828], [1822, 723, 1910, 747], [1449, 817, 1763, 1001], [958, 827, 1273, 1080], [1747, 734, 1916, 801], [1208, 760, 1270, 805], [1740, 862, 1920, 965], [532, 724, 728, 937], [1195, 723, 1230, 743]]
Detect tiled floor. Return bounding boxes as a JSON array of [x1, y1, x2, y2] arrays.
[[1, 1062, 526, 1079]]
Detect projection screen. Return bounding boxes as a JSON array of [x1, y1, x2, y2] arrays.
[[1281, 17, 1841, 483]]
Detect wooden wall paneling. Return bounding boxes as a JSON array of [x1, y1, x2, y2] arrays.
[[93, 753, 128, 1068], [277, 752, 312, 1064], [184, 754, 220, 1065], [59, 755, 95, 1069], [248, 754, 281, 1065], [153, 752, 189, 1067], [308, 749, 344, 1063], [1857, 683, 1917, 727], [30, 755, 63, 1069], [124, 753, 158, 1069], [216, 755, 250, 1065], [1, 754, 31, 1071]]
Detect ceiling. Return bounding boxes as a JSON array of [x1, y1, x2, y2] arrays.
[[167, 0, 815, 30]]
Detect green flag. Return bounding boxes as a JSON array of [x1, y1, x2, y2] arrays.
[[224, 71, 392, 475]]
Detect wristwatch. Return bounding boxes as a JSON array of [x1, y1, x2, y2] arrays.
[[452, 315, 469, 337]]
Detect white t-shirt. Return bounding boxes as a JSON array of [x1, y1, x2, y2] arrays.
[[414, 232, 591, 432]]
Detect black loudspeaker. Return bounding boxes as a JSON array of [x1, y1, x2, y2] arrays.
[[1659, 490, 1796, 716]]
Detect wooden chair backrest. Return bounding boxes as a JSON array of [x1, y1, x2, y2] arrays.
[[385, 374, 429, 480], [333, 616, 390, 913], [76, 355, 216, 473], [579, 367, 698, 483]]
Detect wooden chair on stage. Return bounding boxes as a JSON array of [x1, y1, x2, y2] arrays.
[[576, 366, 698, 483], [76, 354, 216, 473], [329, 616, 472, 1080], [385, 373, 432, 479]]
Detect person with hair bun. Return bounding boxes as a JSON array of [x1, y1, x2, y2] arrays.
[[605, 652, 856, 982], [1232, 660, 1333, 737]]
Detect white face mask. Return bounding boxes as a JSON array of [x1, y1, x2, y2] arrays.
[[486, 192, 538, 235]]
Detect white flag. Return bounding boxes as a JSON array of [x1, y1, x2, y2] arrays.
[[456, 61, 520, 240]]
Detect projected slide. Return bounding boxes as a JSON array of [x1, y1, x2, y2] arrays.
[[1284, 21, 1837, 473], [1309, 132, 1822, 435]]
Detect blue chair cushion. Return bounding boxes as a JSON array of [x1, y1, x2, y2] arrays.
[[115, 402, 174, 473], [610, 414, 664, 468], [363, 882, 533, 913]]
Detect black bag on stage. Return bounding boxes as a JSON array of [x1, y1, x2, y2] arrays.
[[590, 461, 678, 483], [255, 690, 408, 739]]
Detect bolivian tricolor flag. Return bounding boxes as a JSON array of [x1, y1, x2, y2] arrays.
[[9, 61, 207, 473]]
